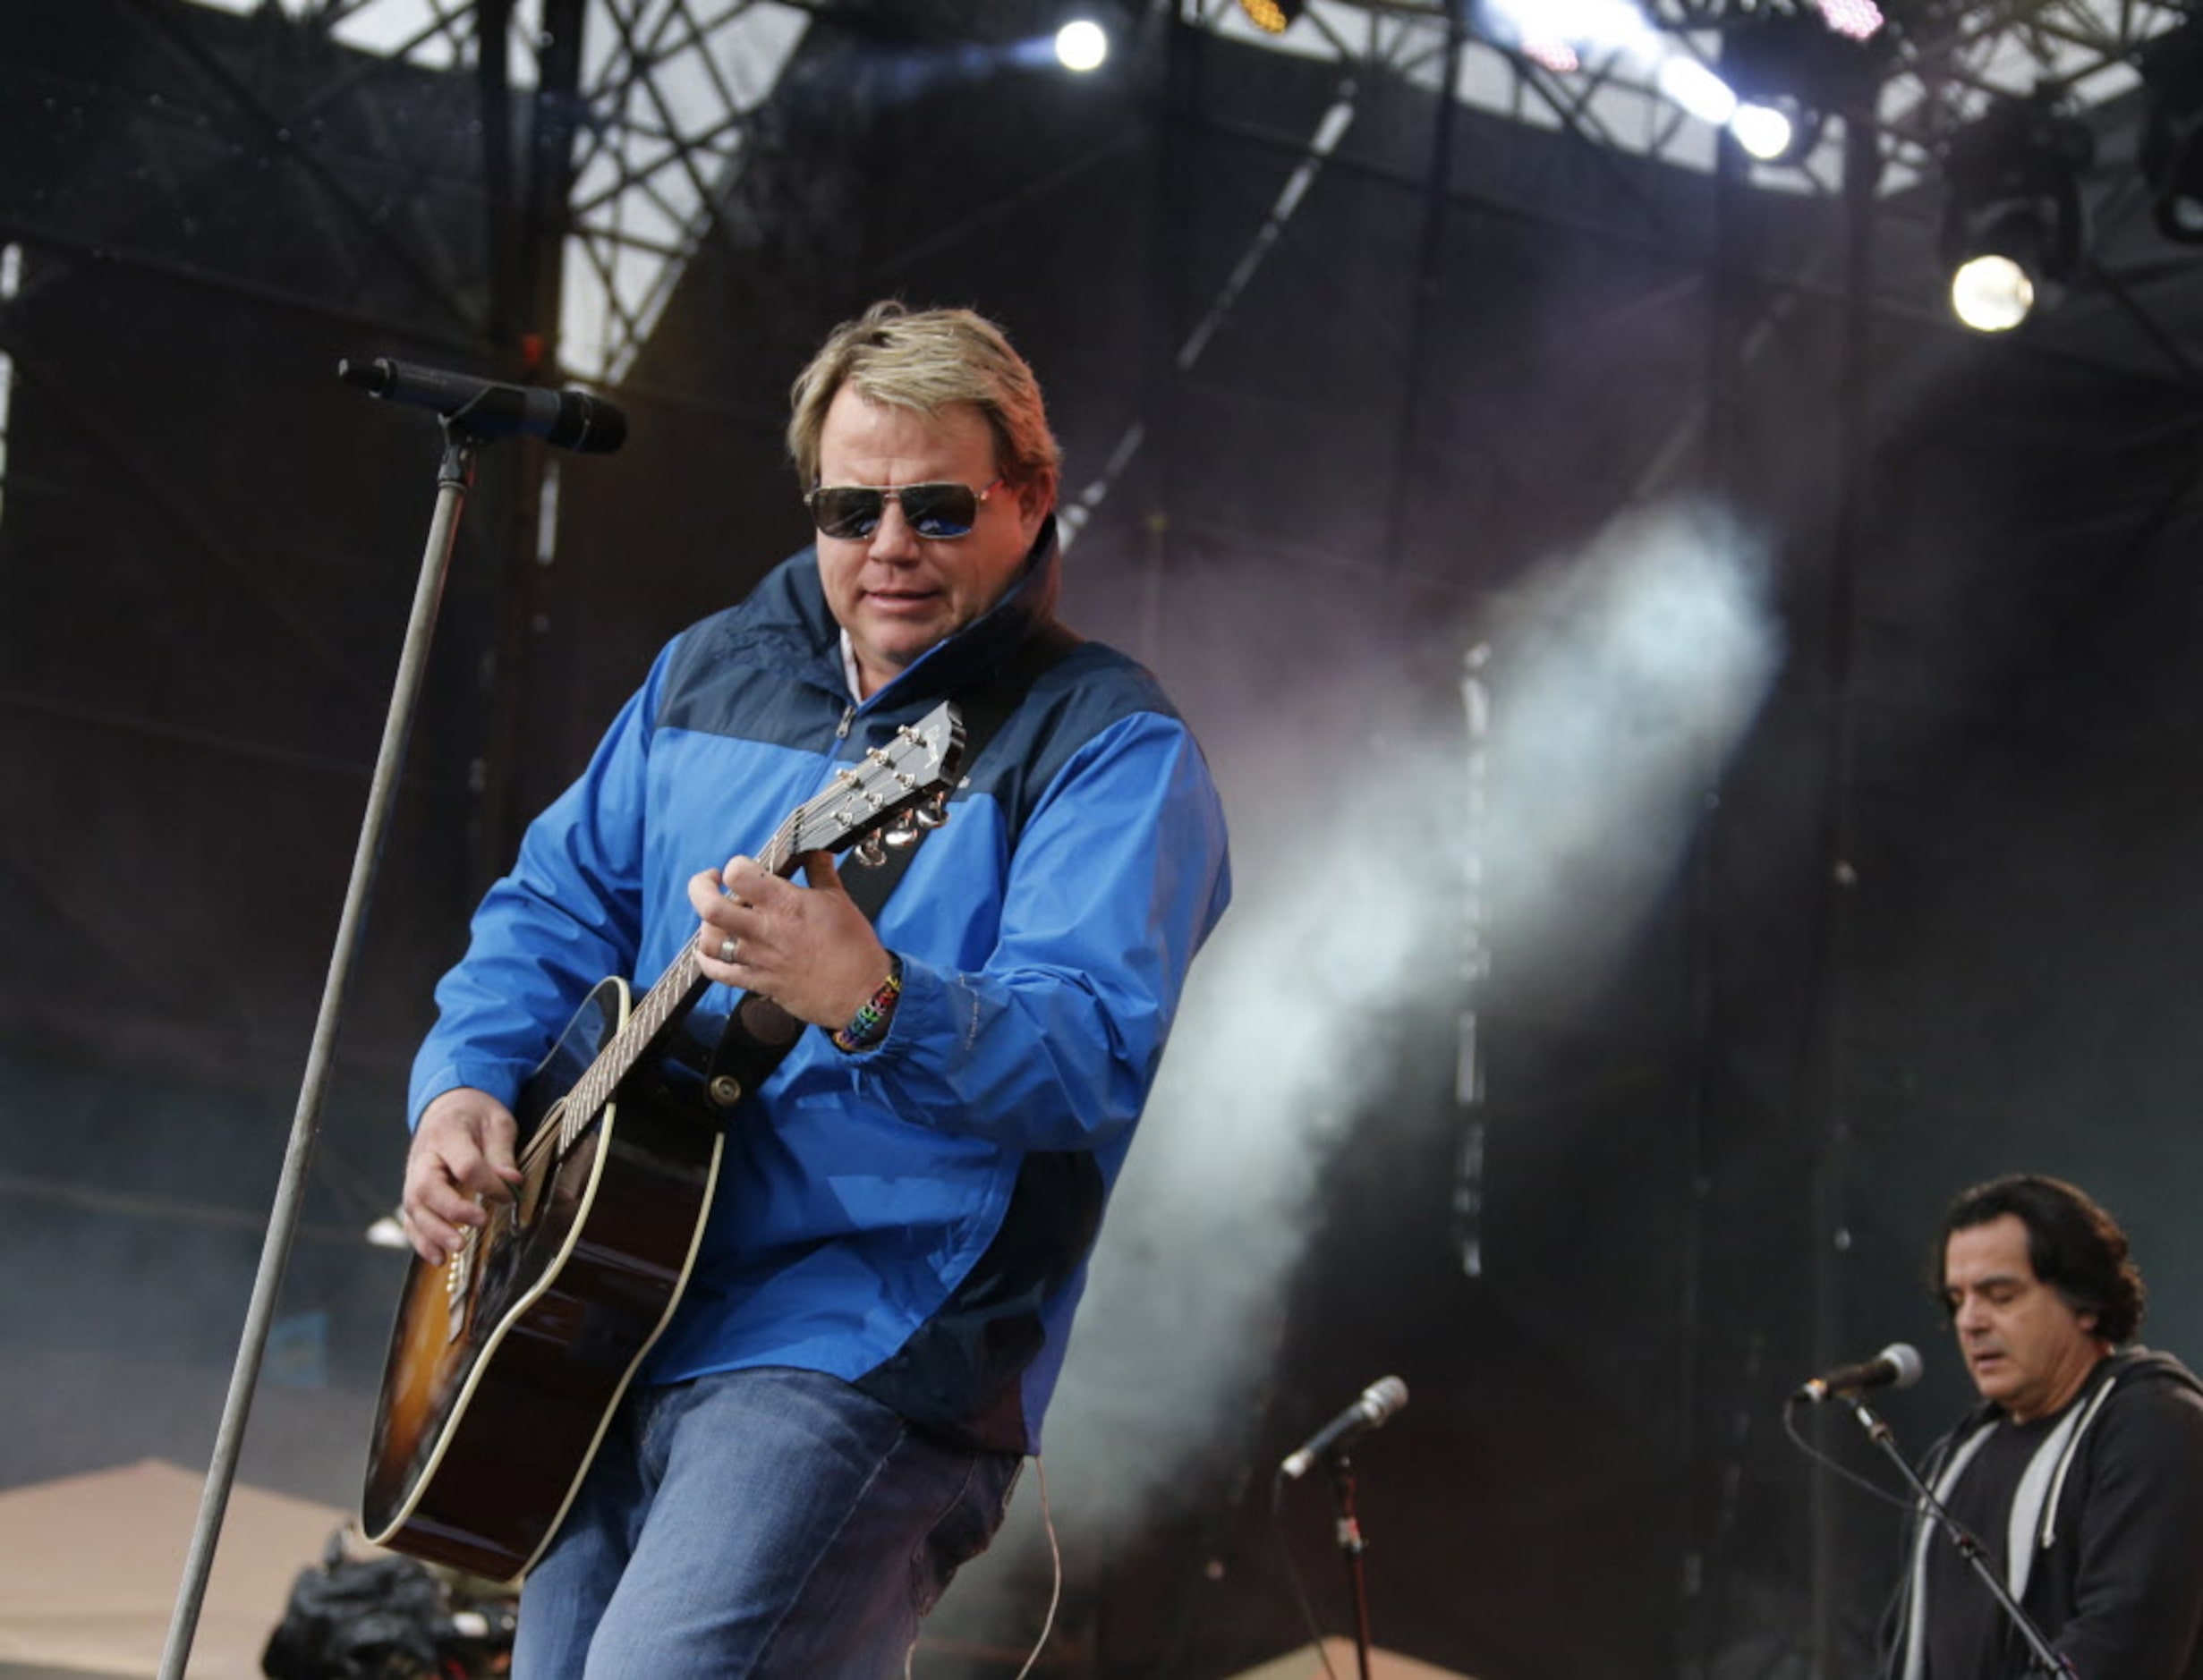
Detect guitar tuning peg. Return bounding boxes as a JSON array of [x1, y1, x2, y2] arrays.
[[914, 793, 949, 829], [884, 817, 919, 848], [854, 832, 888, 868]]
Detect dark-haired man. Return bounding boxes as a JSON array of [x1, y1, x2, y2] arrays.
[[1884, 1173, 2203, 1679]]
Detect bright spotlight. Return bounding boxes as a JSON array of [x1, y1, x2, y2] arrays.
[[1717, 10, 1889, 169], [1936, 94, 2093, 332], [1949, 254, 2035, 333], [1813, 0, 1884, 41], [1484, 0, 1882, 163], [1730, 102, 1795, 161], [1238, 0, 1306, 32], [1055, 19, 1109, 72]]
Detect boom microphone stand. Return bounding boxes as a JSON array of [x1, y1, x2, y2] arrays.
[[156, 421, 483, 1680], [157, 360, 620, 1679], [1837, 1393, 2077, 1678], [1325, 1450, 1378, 1680], [1278, 1374, 1408, 1680]]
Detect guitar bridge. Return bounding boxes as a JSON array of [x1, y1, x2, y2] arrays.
[[444, 1223, 478, 1345]]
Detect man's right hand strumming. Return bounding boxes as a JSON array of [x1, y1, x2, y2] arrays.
[[401, 1087, 523, 1264]]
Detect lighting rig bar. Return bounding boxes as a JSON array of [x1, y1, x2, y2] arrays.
[[1201, 0, 2192, 192]]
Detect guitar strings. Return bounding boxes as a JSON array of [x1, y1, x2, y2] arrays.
[[505, 785, 811, 1180], [508, 720, 942, 1179]]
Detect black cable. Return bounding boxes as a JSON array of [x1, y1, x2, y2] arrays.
[[1268, 1466, 1343, 1680], [1781, 1395, 1917, 1513]]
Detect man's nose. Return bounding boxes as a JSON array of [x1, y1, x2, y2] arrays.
[[868, 496, 923, 561]]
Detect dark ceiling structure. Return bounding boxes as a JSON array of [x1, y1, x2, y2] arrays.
[[3, 2, 2202, 1677]]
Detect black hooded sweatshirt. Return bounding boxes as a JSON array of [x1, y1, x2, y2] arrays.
[[1884, 1346, 2203, 1680]]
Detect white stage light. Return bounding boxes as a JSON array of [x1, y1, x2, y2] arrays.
[[1055, 19, 1109, 72], [1937, 95, 2091, 331], [1949, 254, 2035, 332], [1730, 102, 1795, 160]]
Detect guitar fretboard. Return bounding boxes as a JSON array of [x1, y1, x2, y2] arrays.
[[513, 717, 954, 1170]]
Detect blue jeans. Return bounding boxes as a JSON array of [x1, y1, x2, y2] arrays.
[[512, 1367, 1024, 1678]]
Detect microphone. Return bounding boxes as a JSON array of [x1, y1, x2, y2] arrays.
[[337, 356, 626, 454], [1280, 1375, 1409, 1480], [1791, 1342, 1924, 1405]]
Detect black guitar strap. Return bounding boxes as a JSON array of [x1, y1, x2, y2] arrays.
[[698, 622, 1080, 1113]]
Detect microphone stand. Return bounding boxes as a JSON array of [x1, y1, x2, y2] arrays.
[[1837, 1394, 2077, 1678], [1323, 1450, 1377, 1680], [156, 424, 484, 1680]]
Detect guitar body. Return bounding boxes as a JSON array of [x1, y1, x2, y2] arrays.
[[361, 976, 723, 1582], [358, 698, 965, 1584]]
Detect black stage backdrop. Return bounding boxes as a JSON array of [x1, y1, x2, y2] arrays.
[[1, 5, 2199, 1678]]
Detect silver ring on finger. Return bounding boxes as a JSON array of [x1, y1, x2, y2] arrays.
[[719, 937, 740, 963]]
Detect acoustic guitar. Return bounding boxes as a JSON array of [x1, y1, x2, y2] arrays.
[[361, 701, 964, 1582]]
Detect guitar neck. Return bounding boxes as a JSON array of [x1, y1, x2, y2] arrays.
[[532, 700, 962, 1158], [545, 818, 807, 1154]]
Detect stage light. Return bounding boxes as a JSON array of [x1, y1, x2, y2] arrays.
[[1948, 255, 2035, 334], [1730, 101, 1798, 161], [1937, 94, 2093, 332], [1481, 0, 1883, 160], [2139, 21, 2203, 242], [1717, 7, 1888, 167], [1813, 0, 1884, 41], [1238, 0, 1306, 33], [1055, 18, 1109, 72]]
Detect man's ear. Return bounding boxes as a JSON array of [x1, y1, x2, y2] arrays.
[[1015, 470, 1058, 533]]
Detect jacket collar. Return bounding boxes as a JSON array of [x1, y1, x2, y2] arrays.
[[872, 513, 1063, 702], [722, 514, 1065, 707]]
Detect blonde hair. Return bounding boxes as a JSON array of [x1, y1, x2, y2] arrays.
[[787, 301, 1062, 490]]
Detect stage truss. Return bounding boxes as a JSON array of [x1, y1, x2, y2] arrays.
[[154, 0, 2195, 384]]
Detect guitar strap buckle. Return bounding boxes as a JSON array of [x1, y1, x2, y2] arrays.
[[705, 993, 804, 1108]]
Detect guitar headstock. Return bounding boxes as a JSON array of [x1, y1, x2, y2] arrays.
[[791, 700, 965, 861]]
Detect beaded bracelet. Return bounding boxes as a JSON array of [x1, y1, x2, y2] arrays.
[[831, 954, 903, 1054]]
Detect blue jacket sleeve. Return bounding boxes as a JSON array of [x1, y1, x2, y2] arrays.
[[405, 651, 670, 1126], [851, 708, 1230, 1153]]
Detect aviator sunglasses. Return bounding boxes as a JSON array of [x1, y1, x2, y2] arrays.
[[806, 477, 1006, 541]]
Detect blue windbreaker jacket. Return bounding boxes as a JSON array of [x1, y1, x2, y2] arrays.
[[409, 524, 1231, 1453]]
